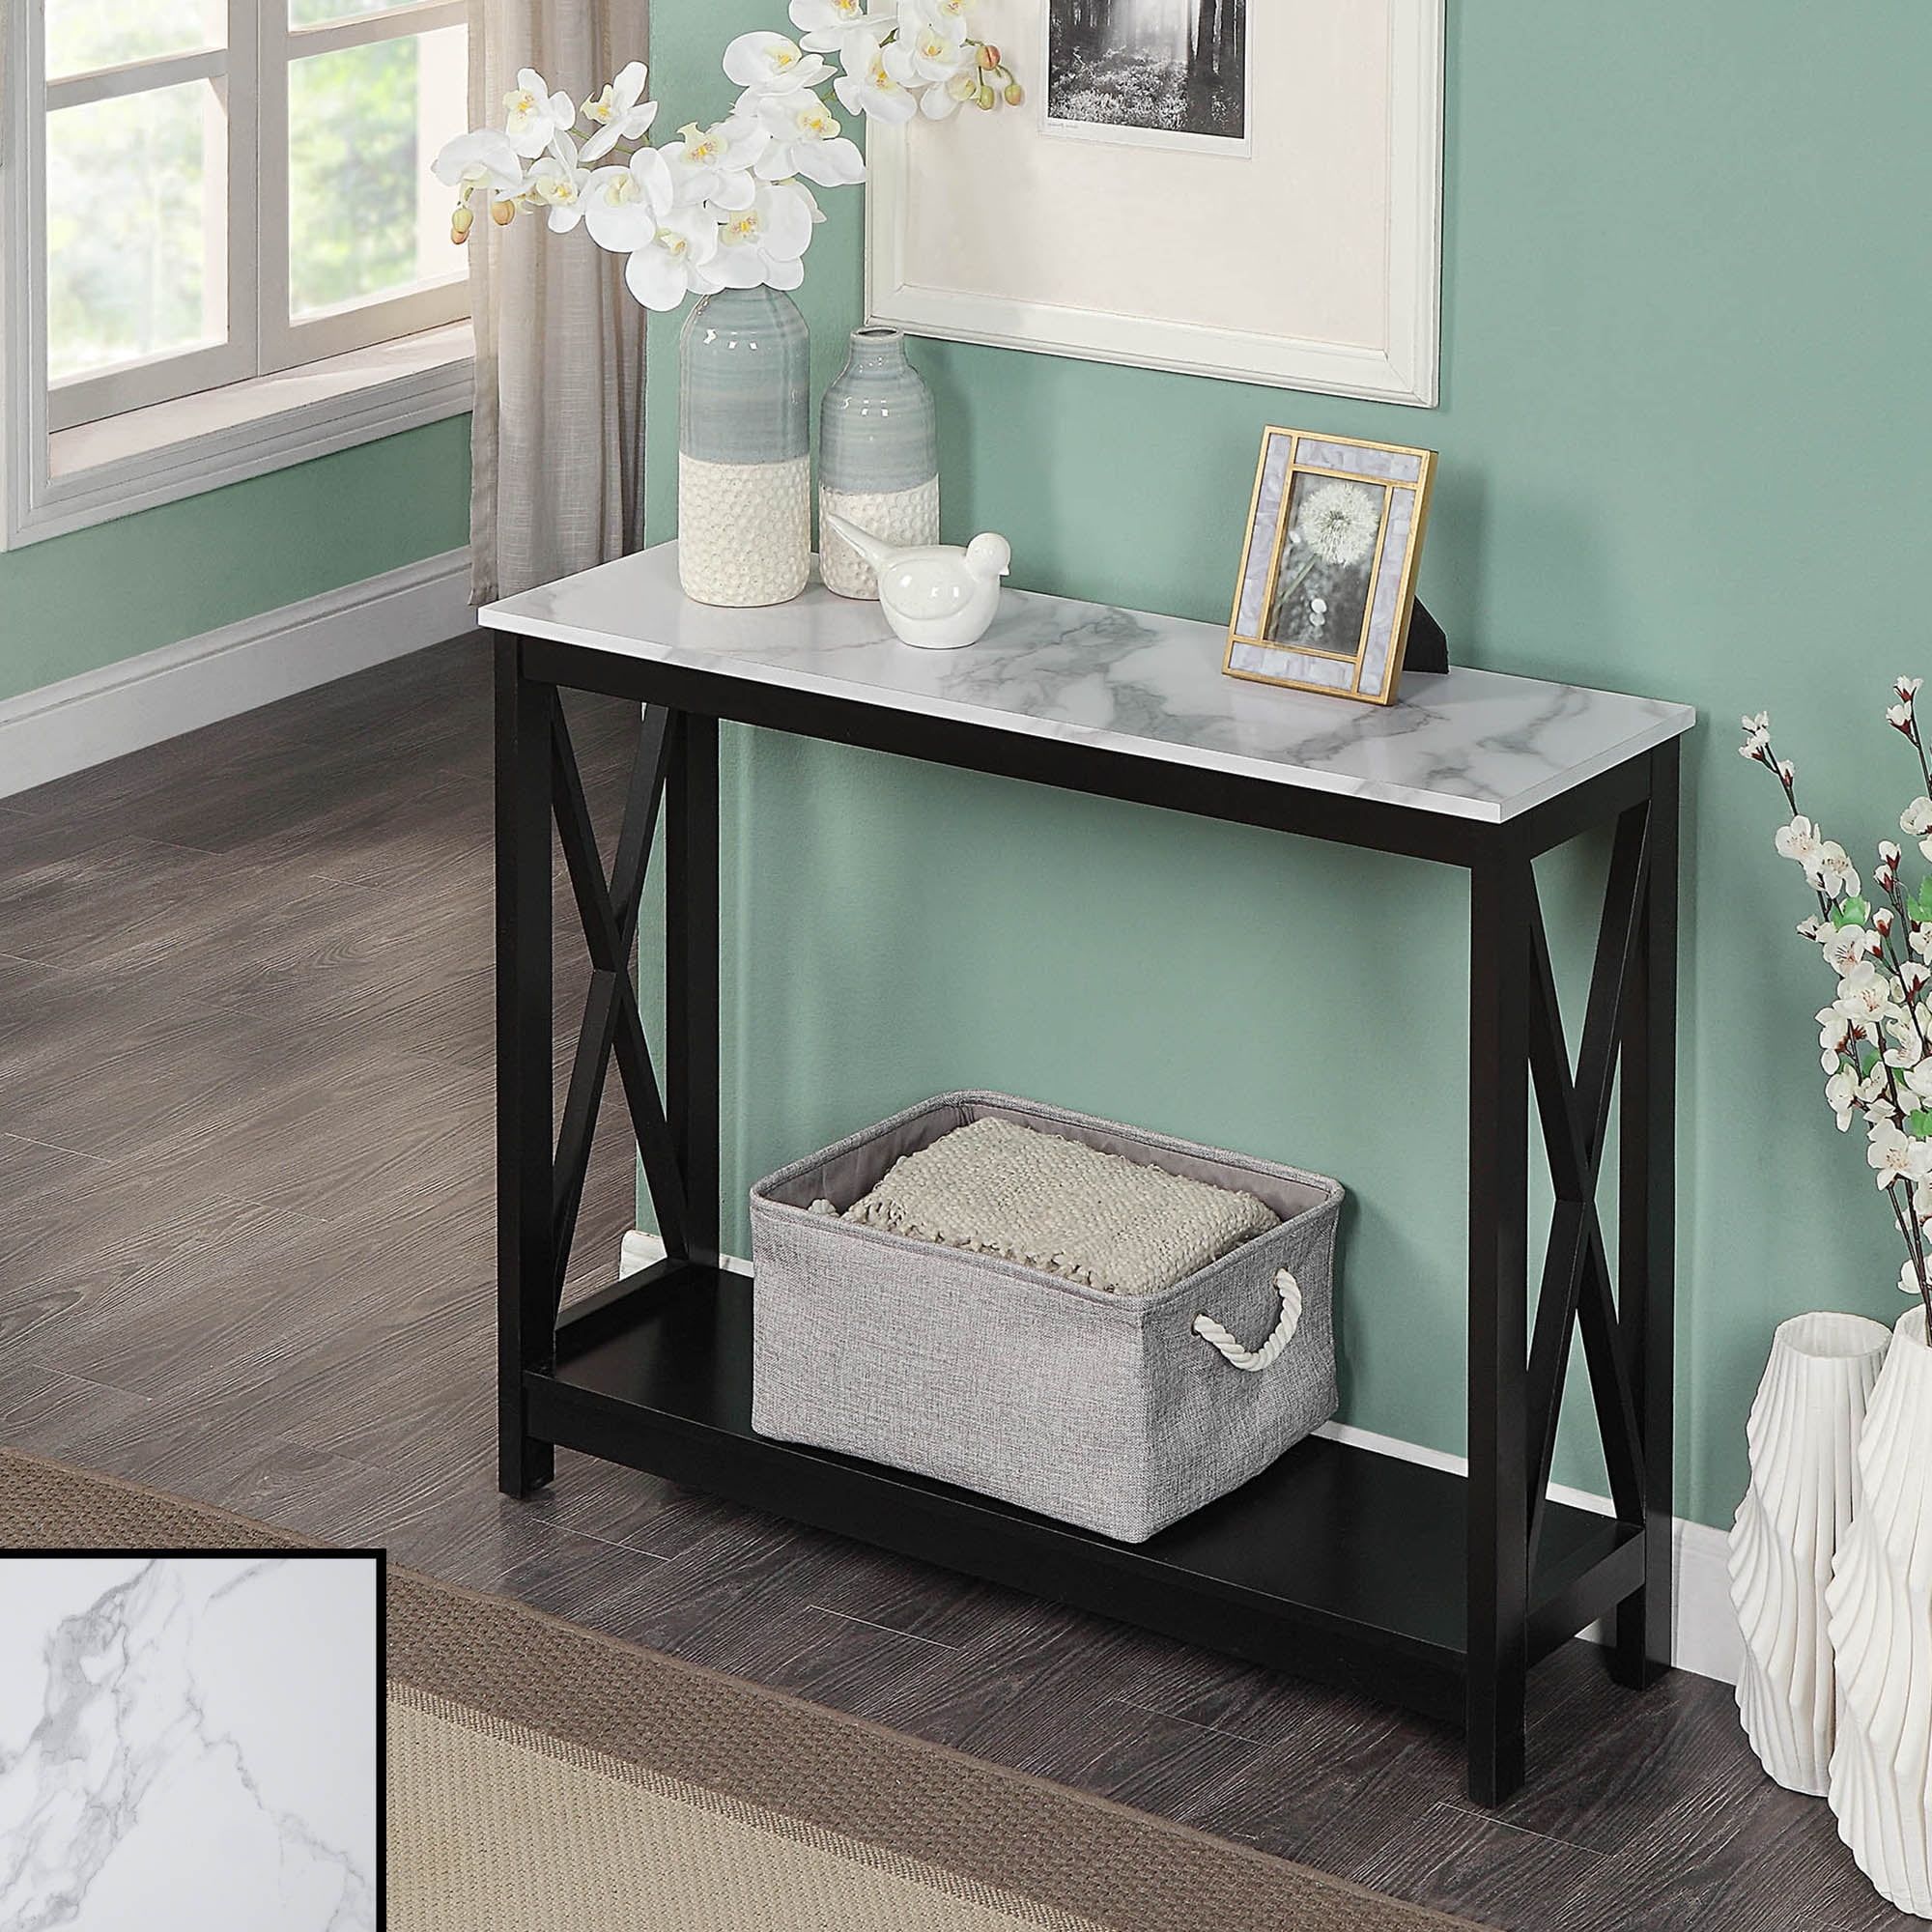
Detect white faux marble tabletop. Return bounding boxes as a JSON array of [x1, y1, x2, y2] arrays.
[[483, 543, 1695, 824], [0, 1555, 378, 1932]]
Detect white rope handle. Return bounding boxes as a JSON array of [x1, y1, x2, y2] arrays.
[[1193, 1270, 1303, 1373]]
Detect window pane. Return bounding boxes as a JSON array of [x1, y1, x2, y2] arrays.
[[46, 83, 226, 383], [46, 0, 225, 80], [288, 26, 468, 319], [291, 0, 431, 26]]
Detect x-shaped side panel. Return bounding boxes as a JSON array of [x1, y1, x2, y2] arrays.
[[1523, 802, 1652, 1560], [549, 705, 689, 1306]]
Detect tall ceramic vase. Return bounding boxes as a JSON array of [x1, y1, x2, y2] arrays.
[[677, 287, 810, 608], [1827, 1305, 1932, 1918], [1727, 1310, 1891, 1795], [817, 326, 939, 601]]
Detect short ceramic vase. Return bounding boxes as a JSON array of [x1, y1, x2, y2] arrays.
[[678, 287, 811, 608], [818, 326, 939, 601], [1827, 1305, 1932, 1918], [1726, 1311, 1891, 1795]]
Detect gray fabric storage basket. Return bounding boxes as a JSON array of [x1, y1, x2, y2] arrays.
[[749, 1092, 1344, 1545]]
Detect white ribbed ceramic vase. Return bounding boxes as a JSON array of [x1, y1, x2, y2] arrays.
[[1827, 1305, 1932, 1918], [1727, 1310, 1891, 1795]]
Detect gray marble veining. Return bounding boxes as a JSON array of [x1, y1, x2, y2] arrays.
[[0, 1556, 377, 1932], [483, 542, 1695, 823]]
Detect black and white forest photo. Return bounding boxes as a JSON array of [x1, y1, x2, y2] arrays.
[[1045, 0, 1250, 152]]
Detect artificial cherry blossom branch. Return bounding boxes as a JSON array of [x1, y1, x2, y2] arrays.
[[1746, 684, 1932, 1341]]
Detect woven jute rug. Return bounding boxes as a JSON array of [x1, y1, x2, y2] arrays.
[[0, 1450, 1475, 1932]]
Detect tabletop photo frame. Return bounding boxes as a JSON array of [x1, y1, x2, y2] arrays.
[[1225, 427, 1436, 707]]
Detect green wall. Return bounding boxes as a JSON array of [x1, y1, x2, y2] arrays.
[[0, 416, 469, 705], [640, 2, 1928, 1531]]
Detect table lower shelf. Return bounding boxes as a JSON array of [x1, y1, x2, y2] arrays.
[[526, 1261, 1645, 1726]]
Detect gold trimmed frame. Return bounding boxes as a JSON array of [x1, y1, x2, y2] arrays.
[[1224, 428, 1437, 707]]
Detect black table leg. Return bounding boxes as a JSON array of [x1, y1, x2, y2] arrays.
[[497, 635, 556, 1498], [1467, 848, 1532, 1804], [666, 712, 721, 1268], [1613, 741, 1678, 1687]]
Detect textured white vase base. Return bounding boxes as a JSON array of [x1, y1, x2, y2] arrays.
[[1727, 1313, 1890, 1799], [1826, 1310, 1932, 1918], [678, 453, 810, 608], [819, 478, 941, 601]]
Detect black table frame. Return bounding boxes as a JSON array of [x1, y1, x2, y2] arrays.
[[495, 629, 1680, 1804]]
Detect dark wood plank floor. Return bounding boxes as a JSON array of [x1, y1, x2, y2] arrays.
[[0, 638, 1908, 1931]]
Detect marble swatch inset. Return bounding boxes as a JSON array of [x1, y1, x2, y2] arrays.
[[0, 1553, 378, 1932]]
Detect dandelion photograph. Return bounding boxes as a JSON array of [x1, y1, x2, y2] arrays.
[[1266, 473, 1387, 653], [1045, 0, 1251, 153]]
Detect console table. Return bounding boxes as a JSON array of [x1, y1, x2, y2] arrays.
[[480, 541, 1694, 1804]]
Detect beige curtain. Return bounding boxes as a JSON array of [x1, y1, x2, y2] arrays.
[[468, 0, 650, 604]]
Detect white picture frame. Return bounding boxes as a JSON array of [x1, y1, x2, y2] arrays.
[[865, 0, 1445, 408]]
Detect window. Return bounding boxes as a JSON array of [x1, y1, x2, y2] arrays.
[[4, 0, 471, 543]]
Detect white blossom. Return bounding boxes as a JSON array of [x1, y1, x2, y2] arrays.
[[724, 32, 835, 94], [1823, 924, 1873, 975], [834, 30, 922, 121], [1902, 799, 1932, 838], [1835, 963, 1902, 1029], [1810, 841, 1860, 899], [1869, 1121, 1932, 1189], [579, 62, 659, 162], [1828, 1067, 1862, 1130], [1775, 814, 1823, 868], [432, 128, 526, 200], [503, 69, 576, 157]]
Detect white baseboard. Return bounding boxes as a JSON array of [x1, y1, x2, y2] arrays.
[[617, 1227, 1742, 1686], [0, 546, 471, 800]]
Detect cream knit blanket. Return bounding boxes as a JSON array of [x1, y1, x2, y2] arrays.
[[828, 1116, 1279, 1297]]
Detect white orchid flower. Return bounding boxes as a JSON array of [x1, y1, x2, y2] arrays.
[[707, 180, 815, 289], [528, 132, 593, 231], [724, 32, 833, 94], [664, 119, 771, 207], [582, 148, 678, 255], [789, 0, 881, 56], [834, 31, 921, 123], [432, 128, 526, 200], [503, 68, 576, 158], [905, 0, 971, 24], [920, 65, 984, 119], [580, 62, 659, 162], [897, 0, 968, 79], [625, 205, 721, 311], [752, 91, 867, 187]]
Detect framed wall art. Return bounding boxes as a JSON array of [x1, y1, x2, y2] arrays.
[[1225, 427, 1435, 706], [864, 0, 1444, 406]]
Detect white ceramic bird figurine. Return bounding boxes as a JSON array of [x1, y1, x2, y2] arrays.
[[822, 514, 1011, 651]]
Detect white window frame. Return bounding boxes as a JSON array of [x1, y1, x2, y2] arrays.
[[1, 0, 473, 551]]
